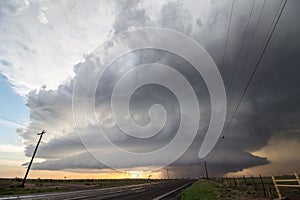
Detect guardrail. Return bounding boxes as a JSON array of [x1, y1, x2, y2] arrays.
[[152, 181, 195, 200]]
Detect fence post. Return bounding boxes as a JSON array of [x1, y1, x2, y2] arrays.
[[233, 177, 237, 188], [251, 175, 256, 190], [271, 175, 282, 199], [243, 175, 247, 187], [225, 177, 228, 185], [259, 175, 266, 196]]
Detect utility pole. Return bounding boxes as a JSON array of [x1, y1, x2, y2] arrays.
[[204, 161, 209, 179], [21, 130, 46, 187], [166, 169, 170, 180]]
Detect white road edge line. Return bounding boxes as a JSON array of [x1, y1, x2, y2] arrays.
[[0, 182, 163, 200], [152, 181, 194, 200]]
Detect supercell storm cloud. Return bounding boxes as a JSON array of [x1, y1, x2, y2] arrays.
[[1, 0, 300, 177]]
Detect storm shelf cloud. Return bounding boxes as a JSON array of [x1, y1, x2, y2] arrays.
[[1, 0, 300, 177]]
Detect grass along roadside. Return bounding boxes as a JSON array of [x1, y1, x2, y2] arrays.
[[177, 179, 269, 200]]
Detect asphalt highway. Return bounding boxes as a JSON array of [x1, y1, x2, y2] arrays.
[[0, 180, 194, 200]]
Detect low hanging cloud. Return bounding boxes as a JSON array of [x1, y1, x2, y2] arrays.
[[2, 0, 299, 177]]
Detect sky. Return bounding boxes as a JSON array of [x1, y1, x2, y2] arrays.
[[0, 0, 300, 179]]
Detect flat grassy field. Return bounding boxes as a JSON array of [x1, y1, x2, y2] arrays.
[[178, 177, 300, 200], [0, 178, 163, 196], [178, 179, 272, 200]]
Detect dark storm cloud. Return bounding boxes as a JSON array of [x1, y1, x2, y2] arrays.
[[240, 0, 300, 144], [21, 0, 300, 176], [198, 0, 300, 176]]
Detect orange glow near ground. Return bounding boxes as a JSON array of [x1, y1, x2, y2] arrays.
[[226, 136, 300, 177], [0, 165, 163, 179]]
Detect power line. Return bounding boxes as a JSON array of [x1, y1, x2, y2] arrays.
[[226, 0, 256, 106], [220, 0, 235, 72], [225, 0, 266, 129], [225, 0, 287, 130]]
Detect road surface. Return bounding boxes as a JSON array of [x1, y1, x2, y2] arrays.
[[0, 180, 194, 200]]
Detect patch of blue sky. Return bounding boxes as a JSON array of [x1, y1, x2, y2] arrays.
[[0, 73, 29, 145]]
